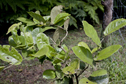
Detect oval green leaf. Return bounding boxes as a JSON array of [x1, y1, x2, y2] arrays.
[[72, 46, 93, 66], [70, 58, 80, 70], [91, 47, 100, 54], [78, 42, 91, 52], [43, 69, 56, 79], [28, 12, 46, 23], [90, 69, 107, 77], [104, 18, 126, 36], [0, 45, 23, 65], [82, 21, 101, 47], [95, 45, 122, 61], [31, 45, 49, 57], [53, 54, 65, 64], [31, 28, 43, 44], [88, 69, 109, 84], [36, 33, 50, 50], [54, 13, 70, 24], [46, 45, 57, 59], [6, 22, 22, 35], [62, 66, 75, 74], [17, 17, 35, 26], [24, 32, 33, 46], [41, 27, 56, 33], [8, 36, 17, 47]]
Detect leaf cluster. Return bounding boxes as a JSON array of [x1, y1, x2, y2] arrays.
[[0, 5, 125, 84]]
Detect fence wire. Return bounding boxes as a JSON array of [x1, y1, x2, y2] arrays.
[[112, 0, 126, 68], [113, 0, 126, 43]]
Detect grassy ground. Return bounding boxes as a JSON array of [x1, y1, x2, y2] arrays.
[[0, 27, 126, 84]]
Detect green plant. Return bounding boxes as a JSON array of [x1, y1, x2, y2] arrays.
[[0, 5, 125, 84], [0, 0, 103, 30]]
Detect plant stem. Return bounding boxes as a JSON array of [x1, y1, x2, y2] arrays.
[[75, 73, 79, 84], [60, 29, 68, 45], [78, 65, 89, 77]]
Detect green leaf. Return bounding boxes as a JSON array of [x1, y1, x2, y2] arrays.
[[55, 16, 69, 27], [36, 33, 50, 50], [80, 61, 86, 70], [53, 54, 65, 64], [6, 22, 22, 35], [88, 69, 109, 84], [95, 45, 122, 61], [78, 42, 91, 52], [62, 66, 75, 74], [21, 49, 35, 60], [54, 13, 70, 24], [72, 46, 93, 66], [41, 27, 56, 32], [8, 36, 17, 47], [91, 47, 100, 54], [39, 56, 46, 64], [31, 28, 43, 44], [31, 45, 49, 57], [79, 78, 97, 84], [46, 45, 57, 59], [43, 69, 56, 79], [24, 32, 33, 46], [28, 12, 46, 23], [50, 5, 63, 24], [17, 17, 35, 26], [70, 58, 80, 70], [82, 21, 101, 47], [0, 66, 5, 71], [90, 69, 107, 77], [56, 71, 64, 79], [104, 18, 126, 36], [25, 26, 33, 32], [0, 45, 23, 65], [33, 11, 41, 24], [18, 35, 26, 45]]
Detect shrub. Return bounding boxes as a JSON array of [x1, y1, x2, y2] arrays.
[[0, 5, 125, 84]]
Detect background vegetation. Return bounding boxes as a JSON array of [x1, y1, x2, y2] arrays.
[[0, 0, 103, 36]]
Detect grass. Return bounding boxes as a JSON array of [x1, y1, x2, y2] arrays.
[[0, 26, 126, 83]]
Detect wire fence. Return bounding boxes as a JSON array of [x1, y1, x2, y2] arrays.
[[113, 0, 126, 19], [113, 0, 126, 43]]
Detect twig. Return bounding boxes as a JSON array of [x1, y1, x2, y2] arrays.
[[50, 37, 56, 45], [77, 65, 89, 77], [60, 29, 68, 45], [75, 73, 79, 84], [50, 24, 68, 45], [60, 46, 67, 53], [3, 64, 14, 71]]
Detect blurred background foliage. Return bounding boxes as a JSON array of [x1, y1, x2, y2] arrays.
[[0, 0, 103, 35]]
